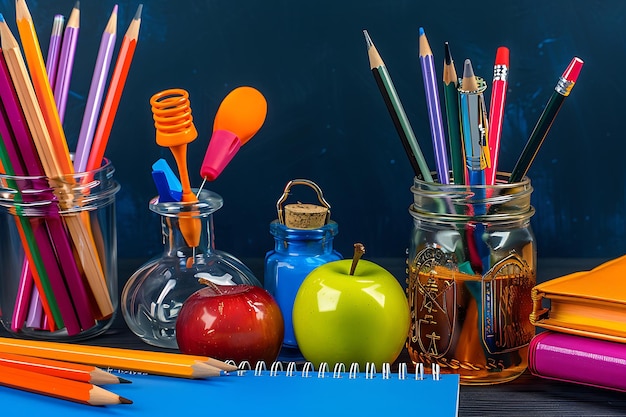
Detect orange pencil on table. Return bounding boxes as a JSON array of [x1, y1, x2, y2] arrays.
[[0, 351, 130, 385], [0, 364, 131, 406]]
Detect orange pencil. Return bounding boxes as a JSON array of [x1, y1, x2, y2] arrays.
[[0, 364, 132, 406], [86, 4, 143, 171], [0, 351, 129, 385], [15, 0, 72, 172]]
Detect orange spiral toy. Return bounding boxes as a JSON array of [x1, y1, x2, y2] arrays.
[[150, 88, 200, 248]]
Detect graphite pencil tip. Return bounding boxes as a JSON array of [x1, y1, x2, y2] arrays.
[[463, 59, 475, 79], [134, 4, 143, 19], [444, 42, 452, 65], [363, 29, 373, 49]]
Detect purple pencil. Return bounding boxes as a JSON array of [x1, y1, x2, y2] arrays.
[[74, 5, 117, 172], [418, 27, 449, 184], [45, 14, 64, 90], [53, 2, 80, 123]]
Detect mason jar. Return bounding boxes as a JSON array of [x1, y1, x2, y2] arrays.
[[406, 172, 536, 384]]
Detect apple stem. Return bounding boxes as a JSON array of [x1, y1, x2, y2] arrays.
[[349, 243, 365, 276], [198, 277, 223, 294]]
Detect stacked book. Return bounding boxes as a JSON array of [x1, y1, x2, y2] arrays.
[[529, 255, 626, 392]]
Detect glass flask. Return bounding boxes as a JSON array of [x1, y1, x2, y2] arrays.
[[121, 189, 260, 349], [406, 172, 536, 385], [264, 179, 342, 360]]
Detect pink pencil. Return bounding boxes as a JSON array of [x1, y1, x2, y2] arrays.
[[0, 47, 94, 334]]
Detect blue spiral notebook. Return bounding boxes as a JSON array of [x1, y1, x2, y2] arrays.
[[0, 362, 460, 416]]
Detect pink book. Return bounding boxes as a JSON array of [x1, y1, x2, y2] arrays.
[[529, 331, 626, 392]]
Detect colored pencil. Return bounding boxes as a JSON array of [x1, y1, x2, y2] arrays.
[[418, 27, 449, 183], [509, 57, 583, 183], [0, 337, 238, 379], [54, 2, 79, 122], [458, 59, 488, 188], [44, 14, 64, 89], [363, 29, 433, 182], [0, 47, 95, 332], [442, 42, 465, 185], [16, 0, 73, 172], [74, 5, 117, 172], [86, 4, 143, 172], [0, 351, 130, 385], [0, 14, 113, 322], [485, 47, 509, 185], [0, 364, 132, 406]]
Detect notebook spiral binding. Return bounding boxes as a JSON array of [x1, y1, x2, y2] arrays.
[[225, 360, 442, 380]]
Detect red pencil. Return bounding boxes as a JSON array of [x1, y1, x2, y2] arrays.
[[485, 46, 509, 185]]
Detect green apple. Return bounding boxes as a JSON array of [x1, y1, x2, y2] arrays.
[[292, 244, 410, 370]]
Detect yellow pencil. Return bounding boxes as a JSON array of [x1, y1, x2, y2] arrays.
[[0, 337, 238, 379]]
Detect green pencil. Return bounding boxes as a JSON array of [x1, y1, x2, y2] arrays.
[[363, 30, 433, 182], [442, 42, 464, 184]]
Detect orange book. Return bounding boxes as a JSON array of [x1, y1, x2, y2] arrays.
[[530, 254, 626, 343]]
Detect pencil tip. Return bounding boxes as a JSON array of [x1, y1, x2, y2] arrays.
[[463, 59, 475, 78], [419, 27, 425, 36], [118, 376, 132, 384], [74, 1, 80, 9], [119, 396, 133, 405], [444, 42, 452, 65], [134, 4, 143, 19], [0, 14, 4, 23], [363, 29, 373, 49], [112, 4, 118, 14]]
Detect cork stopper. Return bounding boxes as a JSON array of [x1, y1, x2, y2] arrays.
[[284, 202, 328, 229]]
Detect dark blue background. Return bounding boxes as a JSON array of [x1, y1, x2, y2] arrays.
[[2, 0, 622, 270]]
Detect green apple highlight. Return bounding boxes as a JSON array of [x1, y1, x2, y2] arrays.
[[292, 248, 410, 370]]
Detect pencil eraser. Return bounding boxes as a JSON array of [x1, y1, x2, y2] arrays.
[[200, 130, 241, 181], [495, 47, 509, 66]]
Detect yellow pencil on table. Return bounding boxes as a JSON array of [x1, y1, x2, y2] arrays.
[[0, 337, 237, 379]]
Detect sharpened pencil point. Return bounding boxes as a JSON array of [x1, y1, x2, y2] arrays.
[[74, 1, 80, 9], [463, 59, 475, 79], [119, 396, 133, 404], [419, 27, 425, 36], [0, 14, 4, 23], [118, 376, 132, 384], [444, 42, 452, 65], [363, 29, 373, 50], [135, 4, 143, 19]]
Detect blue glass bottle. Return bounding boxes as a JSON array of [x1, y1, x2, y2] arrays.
[[264, 179, 342, 361]]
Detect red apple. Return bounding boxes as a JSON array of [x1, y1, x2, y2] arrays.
[[175, 283, 284, 365]]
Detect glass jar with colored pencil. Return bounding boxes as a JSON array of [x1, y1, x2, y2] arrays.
[[0, 159, 120, 341], [406, 172, 536, 385]]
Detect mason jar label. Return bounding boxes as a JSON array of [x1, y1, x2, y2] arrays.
[[407, 247, 457, 359], [408, 246, 535, 360]]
